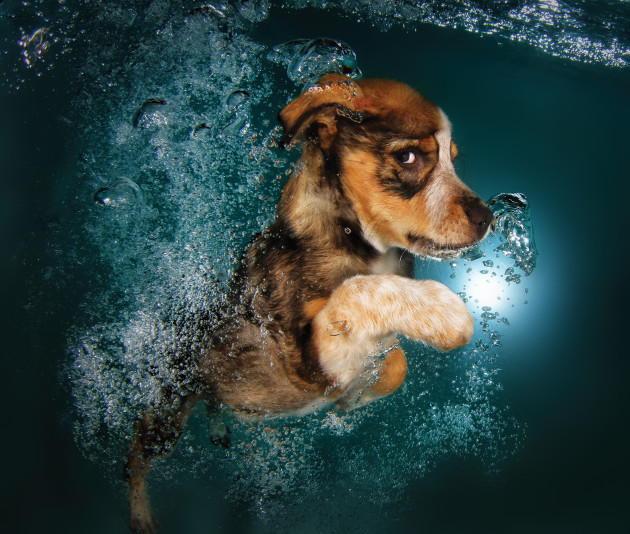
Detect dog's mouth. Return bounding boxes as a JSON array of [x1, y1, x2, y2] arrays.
[[406, 233, 480, 260]]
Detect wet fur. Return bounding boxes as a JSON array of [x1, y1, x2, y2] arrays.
[[126, 75, 493, 532]]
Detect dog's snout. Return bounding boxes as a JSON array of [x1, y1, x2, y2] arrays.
[[463, 197, 493, 238]]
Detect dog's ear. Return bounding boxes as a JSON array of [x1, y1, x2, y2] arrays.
[[278, 74, 364, 151]]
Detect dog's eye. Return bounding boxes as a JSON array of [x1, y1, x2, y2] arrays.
[[395, 150, 417, 165]]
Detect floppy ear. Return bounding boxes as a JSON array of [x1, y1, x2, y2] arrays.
[[278, 74, 364, 151]]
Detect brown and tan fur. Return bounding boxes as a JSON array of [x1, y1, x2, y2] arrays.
[[125, 75, 493, 533]]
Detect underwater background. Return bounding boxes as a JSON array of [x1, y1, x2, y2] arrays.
[[1, 1, 629, 532]]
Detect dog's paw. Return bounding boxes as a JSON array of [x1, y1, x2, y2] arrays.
[[130, 512, 159, 534], [412, 280, 474, 351], [209, 419, 231, 448], [129, 489, 159, 534]]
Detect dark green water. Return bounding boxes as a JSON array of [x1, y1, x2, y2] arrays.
[[2, 2, 629, 533]]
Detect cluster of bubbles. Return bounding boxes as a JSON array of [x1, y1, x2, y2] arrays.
[[486, 192, 538, 276], [64, 1, 283, 462], [4, 0, 546, 527], [285, 0, 630, 68], [5, 1, 629, 92], [17, 27, 52, 69]]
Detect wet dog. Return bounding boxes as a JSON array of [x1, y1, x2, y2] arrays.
[[125, 74, 493, 532]]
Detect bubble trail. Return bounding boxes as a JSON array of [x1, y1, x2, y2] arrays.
[[488, 192, 538, 276]]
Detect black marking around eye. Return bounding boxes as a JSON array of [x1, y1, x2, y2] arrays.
[[381, 177, 424, 199], [380, 168, 432, 200]]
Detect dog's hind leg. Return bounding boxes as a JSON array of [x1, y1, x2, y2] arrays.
[[312, 274, 473, 392], [333, 342, 408, 411], [125, 394, 198, 534]]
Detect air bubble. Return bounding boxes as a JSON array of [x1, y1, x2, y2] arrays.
[[223, 90, 252, 137], [268, 38, 362, 85], [462, 245, 484, 261], [19, 27, 51, 67], [132, 98, 168, 128], [93, 178, 144, 208], [191, 123, 212, 139], [226, 90, 250, 110], [236, 0, 270, 23]]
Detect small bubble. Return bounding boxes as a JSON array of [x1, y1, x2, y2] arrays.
[[132, 98, 167, 128], [94, 178, 144, 208], [226, 90, 251, 110]]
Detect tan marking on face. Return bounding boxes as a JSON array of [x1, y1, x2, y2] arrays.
[[340, 148, 410, 251]]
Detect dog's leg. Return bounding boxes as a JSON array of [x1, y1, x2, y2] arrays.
[[312, 274, 473, 390], [125, 395, 196, 534], [333, 342, 408, 411], [368, 345, 408, 396]]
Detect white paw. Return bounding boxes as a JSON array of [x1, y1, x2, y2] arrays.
[[412, 280, 474, 351]]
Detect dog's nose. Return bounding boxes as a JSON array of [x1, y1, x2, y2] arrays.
[[463, 197, 493, 239]]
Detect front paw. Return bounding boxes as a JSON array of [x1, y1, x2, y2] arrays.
[[414, 280, 474, 351]]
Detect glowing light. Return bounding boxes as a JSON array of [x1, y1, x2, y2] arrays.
[[460, 259, 521, 316]]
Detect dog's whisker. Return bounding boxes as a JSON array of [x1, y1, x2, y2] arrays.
[[397, 249, 407, 268]]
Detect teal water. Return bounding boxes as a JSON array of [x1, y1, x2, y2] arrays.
[[2, 1, 629, 533]]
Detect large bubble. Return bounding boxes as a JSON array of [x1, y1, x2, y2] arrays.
[[268, 37, 362, 86]]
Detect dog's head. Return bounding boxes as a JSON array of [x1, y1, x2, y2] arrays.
[[279, 75, 492, 259]]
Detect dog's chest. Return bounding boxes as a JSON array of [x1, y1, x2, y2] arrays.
[[368, 248, 413, 277]]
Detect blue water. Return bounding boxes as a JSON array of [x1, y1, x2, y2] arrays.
[[2, 1, 629, 533]]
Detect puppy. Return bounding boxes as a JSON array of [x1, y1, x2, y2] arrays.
[[125, 74, 493, 532]]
